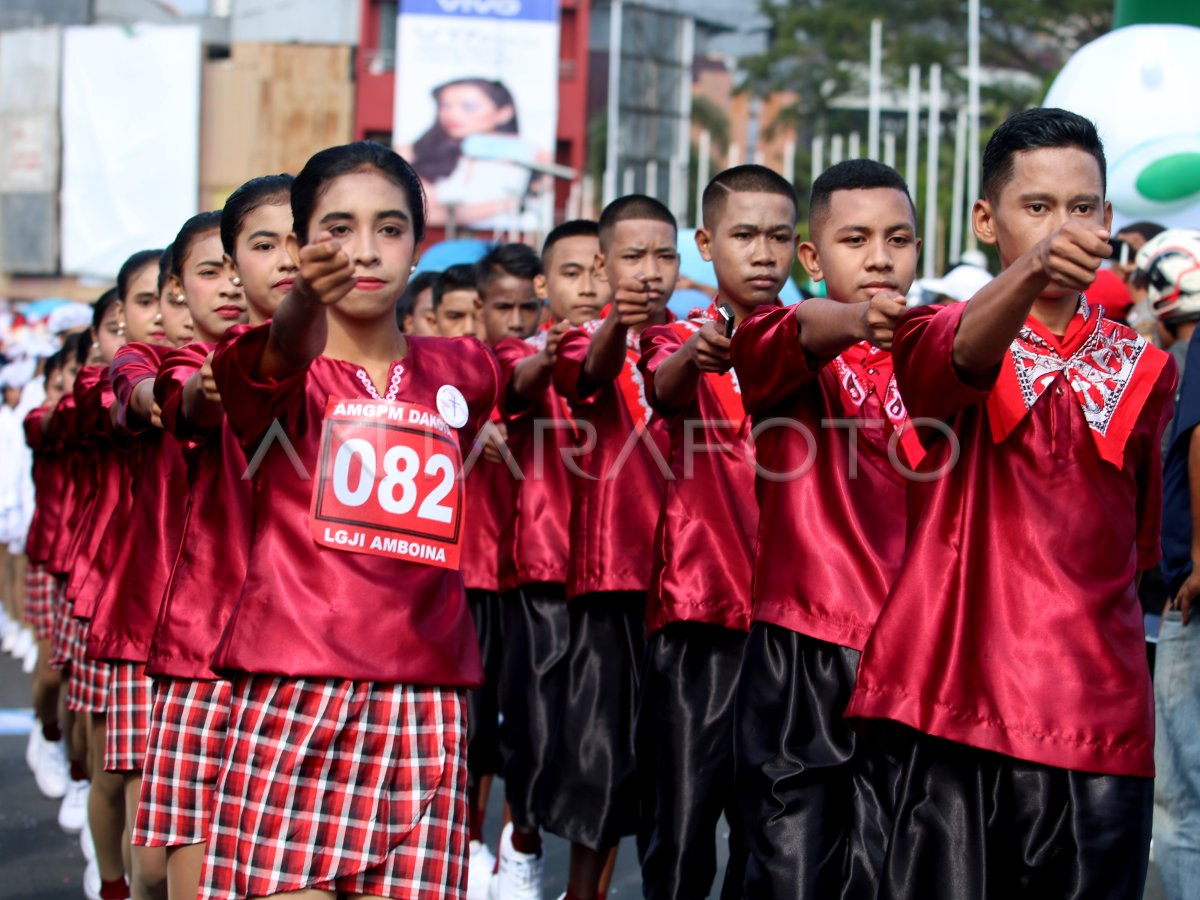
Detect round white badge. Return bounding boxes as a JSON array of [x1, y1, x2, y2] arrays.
[[436, 384, 470, 429]]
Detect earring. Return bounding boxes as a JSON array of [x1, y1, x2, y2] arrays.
[[232, 276, 242, 287], [116, 320, 126, 336], [176, 294, 185, 302]]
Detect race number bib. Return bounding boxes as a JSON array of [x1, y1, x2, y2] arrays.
[[309, 398, 465, 570]]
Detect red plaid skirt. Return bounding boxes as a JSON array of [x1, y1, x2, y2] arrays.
[[134, 678, 231, 847], [49, 580, 72, 670], [66, 621, 111, 714], [104, 661, 154, 773], [22, 563, 56, 639], [200, 677, 467, 900]]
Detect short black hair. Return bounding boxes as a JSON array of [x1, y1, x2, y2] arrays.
[[396, 270, 440, 326], [432, 263, 478, 311], [542, 219, 599, 265], [982, 107, 1106, 201], [703, 164, 798, 228], [292, 141, 426, 245], [1117, 220, 1166, 243], [221, 173, 293, 258], [116, 249, 163, 301], [476, 242, 541, 291], [810, 160, 915, 232], [598, 194, 677, 251]]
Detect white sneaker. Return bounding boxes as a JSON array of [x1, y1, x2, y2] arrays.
[[26, 725, 41, 773], [487, 822, 543, 900], [467, 838, 496, 900], [34, 736, 69, 799], [83, 859, 101, 900], [81, 813, 96, 862], [58, 778, 89, 833], [22, 636, 38, 674]]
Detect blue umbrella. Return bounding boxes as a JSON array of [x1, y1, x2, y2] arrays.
[[676, 229, 805, 306], [20, 298, 71, 321], [413, 239, 493, 276]]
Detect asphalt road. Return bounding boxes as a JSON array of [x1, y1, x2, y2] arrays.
[[0, 649, 1164, 900]]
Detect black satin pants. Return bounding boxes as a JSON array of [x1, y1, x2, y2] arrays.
[[498, 582, 571, 830], [465, 588, 503, 788], [876, 723, 1153, 900], [734, 622, 886, 900], [636, 621, 748, 900], [540, 591, 646, 851]]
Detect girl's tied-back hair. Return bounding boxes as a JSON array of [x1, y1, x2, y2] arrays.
[[291, 141, 427, 245]]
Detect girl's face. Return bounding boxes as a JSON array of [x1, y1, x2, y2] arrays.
[[304, 168, 417, 323], [231, 200, 297, 324], [160, 277, 194, 347], [436, 84, 513, 140], [179, 230, 245, 343], [91, 303, 126, 365], [43, 367, 64, 407], [60, 357, 80, 395], [121, 262, 168, 345]]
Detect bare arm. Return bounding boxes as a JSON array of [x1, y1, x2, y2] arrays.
[[794, 293, 906, 358], [179, 353, 224, 432], [258, 235, 355, 381], [510, 321, 571, 403], [952, 222, 1111, 377]]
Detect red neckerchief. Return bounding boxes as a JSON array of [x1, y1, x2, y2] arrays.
[[583, 305, 676, 433], [829, 342, 925, 468], [986, 296, 1168, 468]]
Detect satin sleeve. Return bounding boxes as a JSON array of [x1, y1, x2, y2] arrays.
[[892, 303, 998, 426], [110, 343, 165, 434], [154, 342, 211, 441], [730, 304, 819, 415], [210, 321, 309, 448], [493, 336, 538, 418], [1136, 359, 1177, 570], [637, 323, 687, 416], [23, 406, 48, 451], [552, 326, 601, 408]]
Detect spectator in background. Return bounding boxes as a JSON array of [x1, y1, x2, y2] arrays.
[[1147, 228, 1200, 900], [915, 262, 993, 307], [1112, 221, 1167, 284], [397, 270, 440, 337]]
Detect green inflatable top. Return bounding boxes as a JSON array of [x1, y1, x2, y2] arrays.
[[1115, 0, 1200, 29]]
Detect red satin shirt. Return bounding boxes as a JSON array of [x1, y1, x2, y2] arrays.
[[459, 408, 514, 594], [552, 320, 671, 599], [144, 342, 251, 680], [638, 318, 756, 634], [23, 407, 63, 566], [42, 395, 80, 578], [87, 343, 189, 663], [209, 324, 500, 685], [730, 305, 909, 650], [493, 335, 572, 591], [846, 302, 1175, 778]]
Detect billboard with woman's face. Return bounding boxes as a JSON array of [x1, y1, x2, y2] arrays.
[[393, 0, 560, 232]]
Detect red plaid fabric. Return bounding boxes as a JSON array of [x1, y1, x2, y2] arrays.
[[22, 564, 56, 639], [104, 662, 154, 772], [200, 677, 467, 900], [134, 678, 231, 848], [66, 621, 111, 713], [48, 579, 72, 670]]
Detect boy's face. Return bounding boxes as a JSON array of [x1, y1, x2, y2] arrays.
[[974, 146, 1112, 301], [435, 289, 480, 338], [697, 191, 798, 311], [598, 219, 679, 319], [799, 188, 919, 303], [539, 235, 607, 326], [411, 286, 438, 337], [479, 273, 542, 345]]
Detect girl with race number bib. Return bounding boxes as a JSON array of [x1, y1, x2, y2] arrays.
[[134, 174, 296, 900], [202, 141, 500, 900]]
